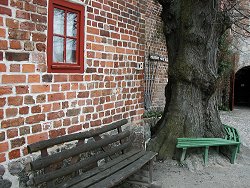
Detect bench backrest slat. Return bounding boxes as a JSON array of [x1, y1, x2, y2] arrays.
[[28, 119, 128, 153], [31, 130, 130, 170], [33, 141, 132, 185]]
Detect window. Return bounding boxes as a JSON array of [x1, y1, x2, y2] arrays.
[[48, 0, 85, 73]]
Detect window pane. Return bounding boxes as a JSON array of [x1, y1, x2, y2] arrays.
[[54, 8, 65, 35], [66, 39, 76, 63], [67, 12, 77, 37], [53, 36, 64, 62]]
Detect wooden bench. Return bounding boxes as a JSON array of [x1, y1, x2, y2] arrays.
[[27, 119, 158, 188], [176, 125, 241, 165]]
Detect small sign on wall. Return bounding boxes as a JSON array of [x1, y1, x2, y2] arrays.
[[149, 54, 168, 62]]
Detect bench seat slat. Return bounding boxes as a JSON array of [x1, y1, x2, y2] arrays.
[[31, 131, 130, 170], [56, 149, 142, 188], [33, 141, 132, 185], [87, 151, 157, 188], [70, 150, 149, 188], [28, 119, 128, 153]]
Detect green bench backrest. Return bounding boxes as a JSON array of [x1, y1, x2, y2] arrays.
[[223, 124, 240, 142]]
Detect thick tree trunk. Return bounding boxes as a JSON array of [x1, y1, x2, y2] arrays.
[[149, 0, 230, 159]]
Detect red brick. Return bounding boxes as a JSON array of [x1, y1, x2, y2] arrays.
[[9, 149, 20, 160], [27, 132, 48, 144], [0, 142, 8, 152], [32, 124, 42, 133], [66, 108, 81, 117], [2, 75, 26, 84], [36, 94, 46, 103], [0, 6, 11, 16], [31, 105, 41, 113], [31, 85, 50, 93], [11, 137, 25, 148], [22, 147, 28, 156], [90, 120, 102, 127], [33, 0, 47, 7], [7, 128, 18, 138], [32, 33, 46, 42], [8, 29, 30, 40], [48, 93, 65, 101], [54, 75, 68, 82], [36, 43, 46, 52], [0, 0, 8, 6], [24, 2, 36, 12], [6, 108, 18, 118], [69, 75, 83, 82], [47, 110, 64, 120], [20, 21, 35, 30], [28, 75, 40, 83], [19, 126, 30, 136], [77, 92, 89, 98], [0, 40, 8, 50], [16, 86, 29, 94], [31, 14, 46, 23], [49, 128, 66, 139], [19, 106, 29, 114], [25, 114, 45, 124], [24, 95, 35, 104], [10, 64, 20, 72], [0, 86, 12, 95], [0, 51, 3, 60], [0, 64, 6, 72], [24, 41, 34, 51], [6, 18, 19, 29], [1, 117, 24, 128], [0, 17, 3, 26], [5, 52, 29, 61], [22, 64, 35, 72], [8, 96, 23, 106], [0, 28, 5, 37], [0, 131, 5, 141], [37, 7, 47, 15], [0, 109, 3, 119], [42, 104, 51, 112], [68, 125, 82, 134], [36, 24, 46, 31], [10, 40, 21, 49], [0, 98, 5, 107], [16, 10, 30, 20], [10, 0, 24, 9], [0, 153, 6, 163]]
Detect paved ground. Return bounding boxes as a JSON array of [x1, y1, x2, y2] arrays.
[[153, 107, 250, 188]]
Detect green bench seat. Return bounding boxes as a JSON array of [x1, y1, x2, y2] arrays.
[[176, 125, 241, 165]]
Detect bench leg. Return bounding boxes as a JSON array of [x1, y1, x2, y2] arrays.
[[230, 145, 239, 164], [180, 148, 187, 162], [204, 146, 209, 165]]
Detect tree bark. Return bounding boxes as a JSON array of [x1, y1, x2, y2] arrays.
[[149, 0, 230, 159]]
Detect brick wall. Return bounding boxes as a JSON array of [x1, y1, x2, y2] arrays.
[[144, 0, 168, 111], [0, 0, 146, 164]]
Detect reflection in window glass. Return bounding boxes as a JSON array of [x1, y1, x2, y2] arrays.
[[53, 36, 64, 62], [67, 12, 77, 37], [54, 8, 65, 35], [66, 39, 76, 63]]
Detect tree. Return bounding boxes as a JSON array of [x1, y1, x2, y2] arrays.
[[148, 0, 250, 159]]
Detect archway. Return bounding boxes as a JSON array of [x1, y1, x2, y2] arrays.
[[234, 66, 250, 106]]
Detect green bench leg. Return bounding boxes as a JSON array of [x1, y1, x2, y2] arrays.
[[230, 145, 239, 164], [204, 146, 209, 165], [180, 148, 187, 162]]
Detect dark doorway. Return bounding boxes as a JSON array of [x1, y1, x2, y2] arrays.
[[234, 66, 250, 106]]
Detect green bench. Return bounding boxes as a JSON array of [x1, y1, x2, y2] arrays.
[[176, 124, 241, 165]]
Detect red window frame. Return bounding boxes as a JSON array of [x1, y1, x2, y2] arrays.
[[47, 0, 85, 73]]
